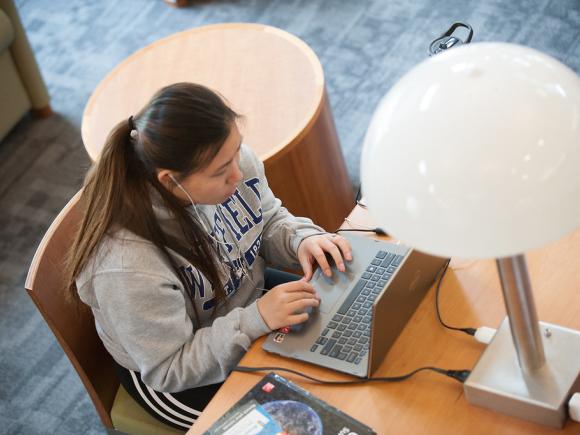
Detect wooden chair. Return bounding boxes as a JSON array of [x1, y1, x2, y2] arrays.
[[25, 191, 184, 435]]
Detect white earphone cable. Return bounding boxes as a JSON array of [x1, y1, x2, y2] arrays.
[[168, 173, 256, 286]]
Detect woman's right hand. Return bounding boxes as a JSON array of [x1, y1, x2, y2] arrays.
[[256, 279, 320, 331]]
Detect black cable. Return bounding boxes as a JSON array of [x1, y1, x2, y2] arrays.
[[233, 365, 470, 384], [434, 259, 476, 336], [355, 185, 362, 204], [354, 185, 367, 209], [335, 228, 387, 236]]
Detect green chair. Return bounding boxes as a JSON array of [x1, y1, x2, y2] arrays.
[[0, 0, 51, 141], [25, 191, 185, 435]]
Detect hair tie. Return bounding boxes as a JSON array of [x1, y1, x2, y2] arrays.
[[128, 116, 138, 139]]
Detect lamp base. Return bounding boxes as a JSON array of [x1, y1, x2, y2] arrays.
[[464, 318, 580, 428]]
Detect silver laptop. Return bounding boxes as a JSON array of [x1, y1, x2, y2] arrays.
[[262, 233, 448, 378]]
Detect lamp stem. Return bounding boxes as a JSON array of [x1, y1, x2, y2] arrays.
[[496, 255, 545, 372]]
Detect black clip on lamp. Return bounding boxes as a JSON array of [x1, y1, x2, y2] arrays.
[[429, 22, 473, 56]]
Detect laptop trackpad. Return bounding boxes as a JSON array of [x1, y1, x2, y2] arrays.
[[313, 268, 355, 314]]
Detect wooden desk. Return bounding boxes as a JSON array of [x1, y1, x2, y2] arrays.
[[188, 206, 580, 434], [81, 23, 353, 231]]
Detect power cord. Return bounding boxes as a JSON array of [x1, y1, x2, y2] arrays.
[[335, 228, 387, 236], [233, 365, 471, 384], [435, 259, 497, 344], [335, 218, 388, 237], [354, 185, 368, 210], [435, 259, 476, 336]]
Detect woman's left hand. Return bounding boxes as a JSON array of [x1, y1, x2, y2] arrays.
[[297, 233, 353, 281]]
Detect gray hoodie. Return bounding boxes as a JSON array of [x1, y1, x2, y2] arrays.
[[77, 145, 324, 392]]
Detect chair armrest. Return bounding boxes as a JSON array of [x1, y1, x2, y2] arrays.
[[0, 0, 49, 109], [0, 9, 14, 52]]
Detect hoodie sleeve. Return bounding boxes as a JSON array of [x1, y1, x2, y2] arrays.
[[242, 146, 325, 269], [90, 270, 271, 392]]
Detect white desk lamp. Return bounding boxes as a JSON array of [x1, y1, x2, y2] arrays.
[[361, 42, 580, 427]]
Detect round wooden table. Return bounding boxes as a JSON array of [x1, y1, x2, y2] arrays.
[[81, 23, 353, 231]]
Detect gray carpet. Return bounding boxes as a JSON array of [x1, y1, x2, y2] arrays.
[[1, 0, 579, 433]]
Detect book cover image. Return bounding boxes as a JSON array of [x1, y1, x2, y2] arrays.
[[204, 372, 376, 435]]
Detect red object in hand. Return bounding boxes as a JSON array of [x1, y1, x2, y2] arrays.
[[279, 326, 291, 334]]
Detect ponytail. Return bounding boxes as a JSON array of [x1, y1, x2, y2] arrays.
[[65, 120, 133, 307], [65, 83, 235, 321]]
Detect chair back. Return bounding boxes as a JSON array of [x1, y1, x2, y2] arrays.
[[25, 191, 118, 428]]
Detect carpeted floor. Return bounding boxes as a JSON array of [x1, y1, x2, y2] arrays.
[[1, 0, 579, 433]]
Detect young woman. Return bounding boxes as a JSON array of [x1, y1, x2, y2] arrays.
[[66, 82, 352, 430]]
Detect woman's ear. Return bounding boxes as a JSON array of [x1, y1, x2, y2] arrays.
[[157, 169, 175, 189]]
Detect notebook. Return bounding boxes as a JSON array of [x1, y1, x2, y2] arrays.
[[262, 233, 447, 378]]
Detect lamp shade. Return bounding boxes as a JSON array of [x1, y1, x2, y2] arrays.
[[361, 42, 580, 259]]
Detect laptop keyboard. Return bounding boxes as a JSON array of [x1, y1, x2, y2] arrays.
[[309, 250, 405, 365]]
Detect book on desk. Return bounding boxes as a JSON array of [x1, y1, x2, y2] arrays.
[[203, 372, 375, 435]]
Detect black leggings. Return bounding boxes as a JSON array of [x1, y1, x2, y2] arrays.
[[115, 268, 301, 431]]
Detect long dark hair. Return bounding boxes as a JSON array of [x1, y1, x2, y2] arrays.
[[66, 82, 239, 319]]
